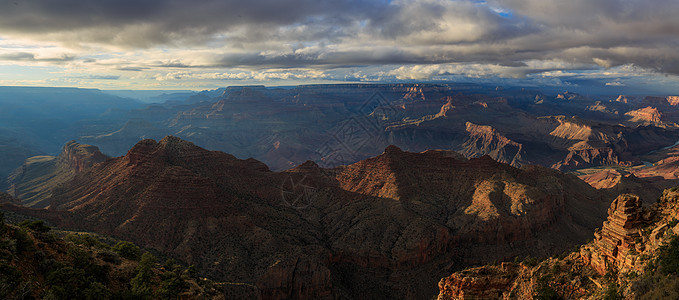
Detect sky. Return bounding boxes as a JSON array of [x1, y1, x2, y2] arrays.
[[0, 0, 678, 93]]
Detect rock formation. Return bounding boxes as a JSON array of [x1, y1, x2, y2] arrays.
[[634, 156, 679, 180], [6, 141, 108, 207], [553, 147, 625, 171], [57, 140, 108, 172], [579, 169, 662, 203], [435, 187, 679, 299], [586, 194, 644, 274], [458, 122, 525, 167], [625, 106, 664, 124]]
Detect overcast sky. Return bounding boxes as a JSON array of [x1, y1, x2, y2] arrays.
[[0, 0, 678, 92]]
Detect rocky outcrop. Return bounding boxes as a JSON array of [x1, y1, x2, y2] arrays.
[[625, 106, 664, 124], [634, 156, 679, 180], [0, 135, 43, 183], [579, 169, 662, 203], [667, 96, 679, 106], [459, 122, 525, 167], [58, 140, 108, 172], [556, 92, 585, 101], [71, 84, 679, 174], [615, 95, 630, 103], [435, 187, 679, 300], [437, 263, 519, 300], [0, 191, 18, 204], [6, 141, 108, 207], [552, 147, 629, 171], [586, 194, 644, 274]]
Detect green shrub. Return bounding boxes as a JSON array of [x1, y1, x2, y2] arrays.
[[0, 261, 22, 298], [97, 250, 121, 265], [83, 282, 112, 299], [156, 271, 187, 299], [45, 266, 90, 299], [184, 265, 197, 279], [13, 228, 33, 253], [522, 256, 539, 267], [0, 212, 6, 235], [68, 247, 92, 269], [534, 276, 562, 300], [18, 220, 51, 232], [112, 241, 142, 261], [66, 233, 109, 249], [659, 236, 679, 275], [131, 252, 157, 299], [603, 283, 621, 300]]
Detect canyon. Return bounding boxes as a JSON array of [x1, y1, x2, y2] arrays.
[[3, 84, 679, 299]]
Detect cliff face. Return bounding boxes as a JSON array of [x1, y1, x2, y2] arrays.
[[552, 147, 625, 171], [10, 137, 612, 300], [437, 262, 520, 300], [635, 156, 679, 180], [579, 169, 663, 203], [6, 141, 108, 207], [458, 122, 525, 167], [585, 194, 646, 274], [57, 140, 108, 172], [625, 106, 664, 125]]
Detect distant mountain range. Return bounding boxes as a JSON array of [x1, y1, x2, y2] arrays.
[[68, 84, 679, 173], [3, 83, 679, 180]]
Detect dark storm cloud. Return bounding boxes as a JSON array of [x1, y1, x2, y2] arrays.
[[487, 0, 679, 74], [0, 52, 75, 62], [117, 67, 148, 71], [1, 0, 679, 77], [0, 0, 391, 46]]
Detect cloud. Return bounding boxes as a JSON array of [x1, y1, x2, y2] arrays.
[[117, 67, 147, 71], [605, 81, 625, 86], [152, 69, 328, 82], [81, 75, 120, 80], [0, 51, 75, 63], [0, 0, 679, 90], [0, 0, 387, 47]]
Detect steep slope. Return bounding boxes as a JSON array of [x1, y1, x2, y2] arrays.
[[6, 141, 108, 207], [458, 122, 525, 167], [625, 106, 666, 125], [634, 156, 679, 180], [579, 169, 663, 203], [16, 137, 611, 299]]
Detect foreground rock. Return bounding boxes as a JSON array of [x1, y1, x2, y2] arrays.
[[436, 188, 679, 299]]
